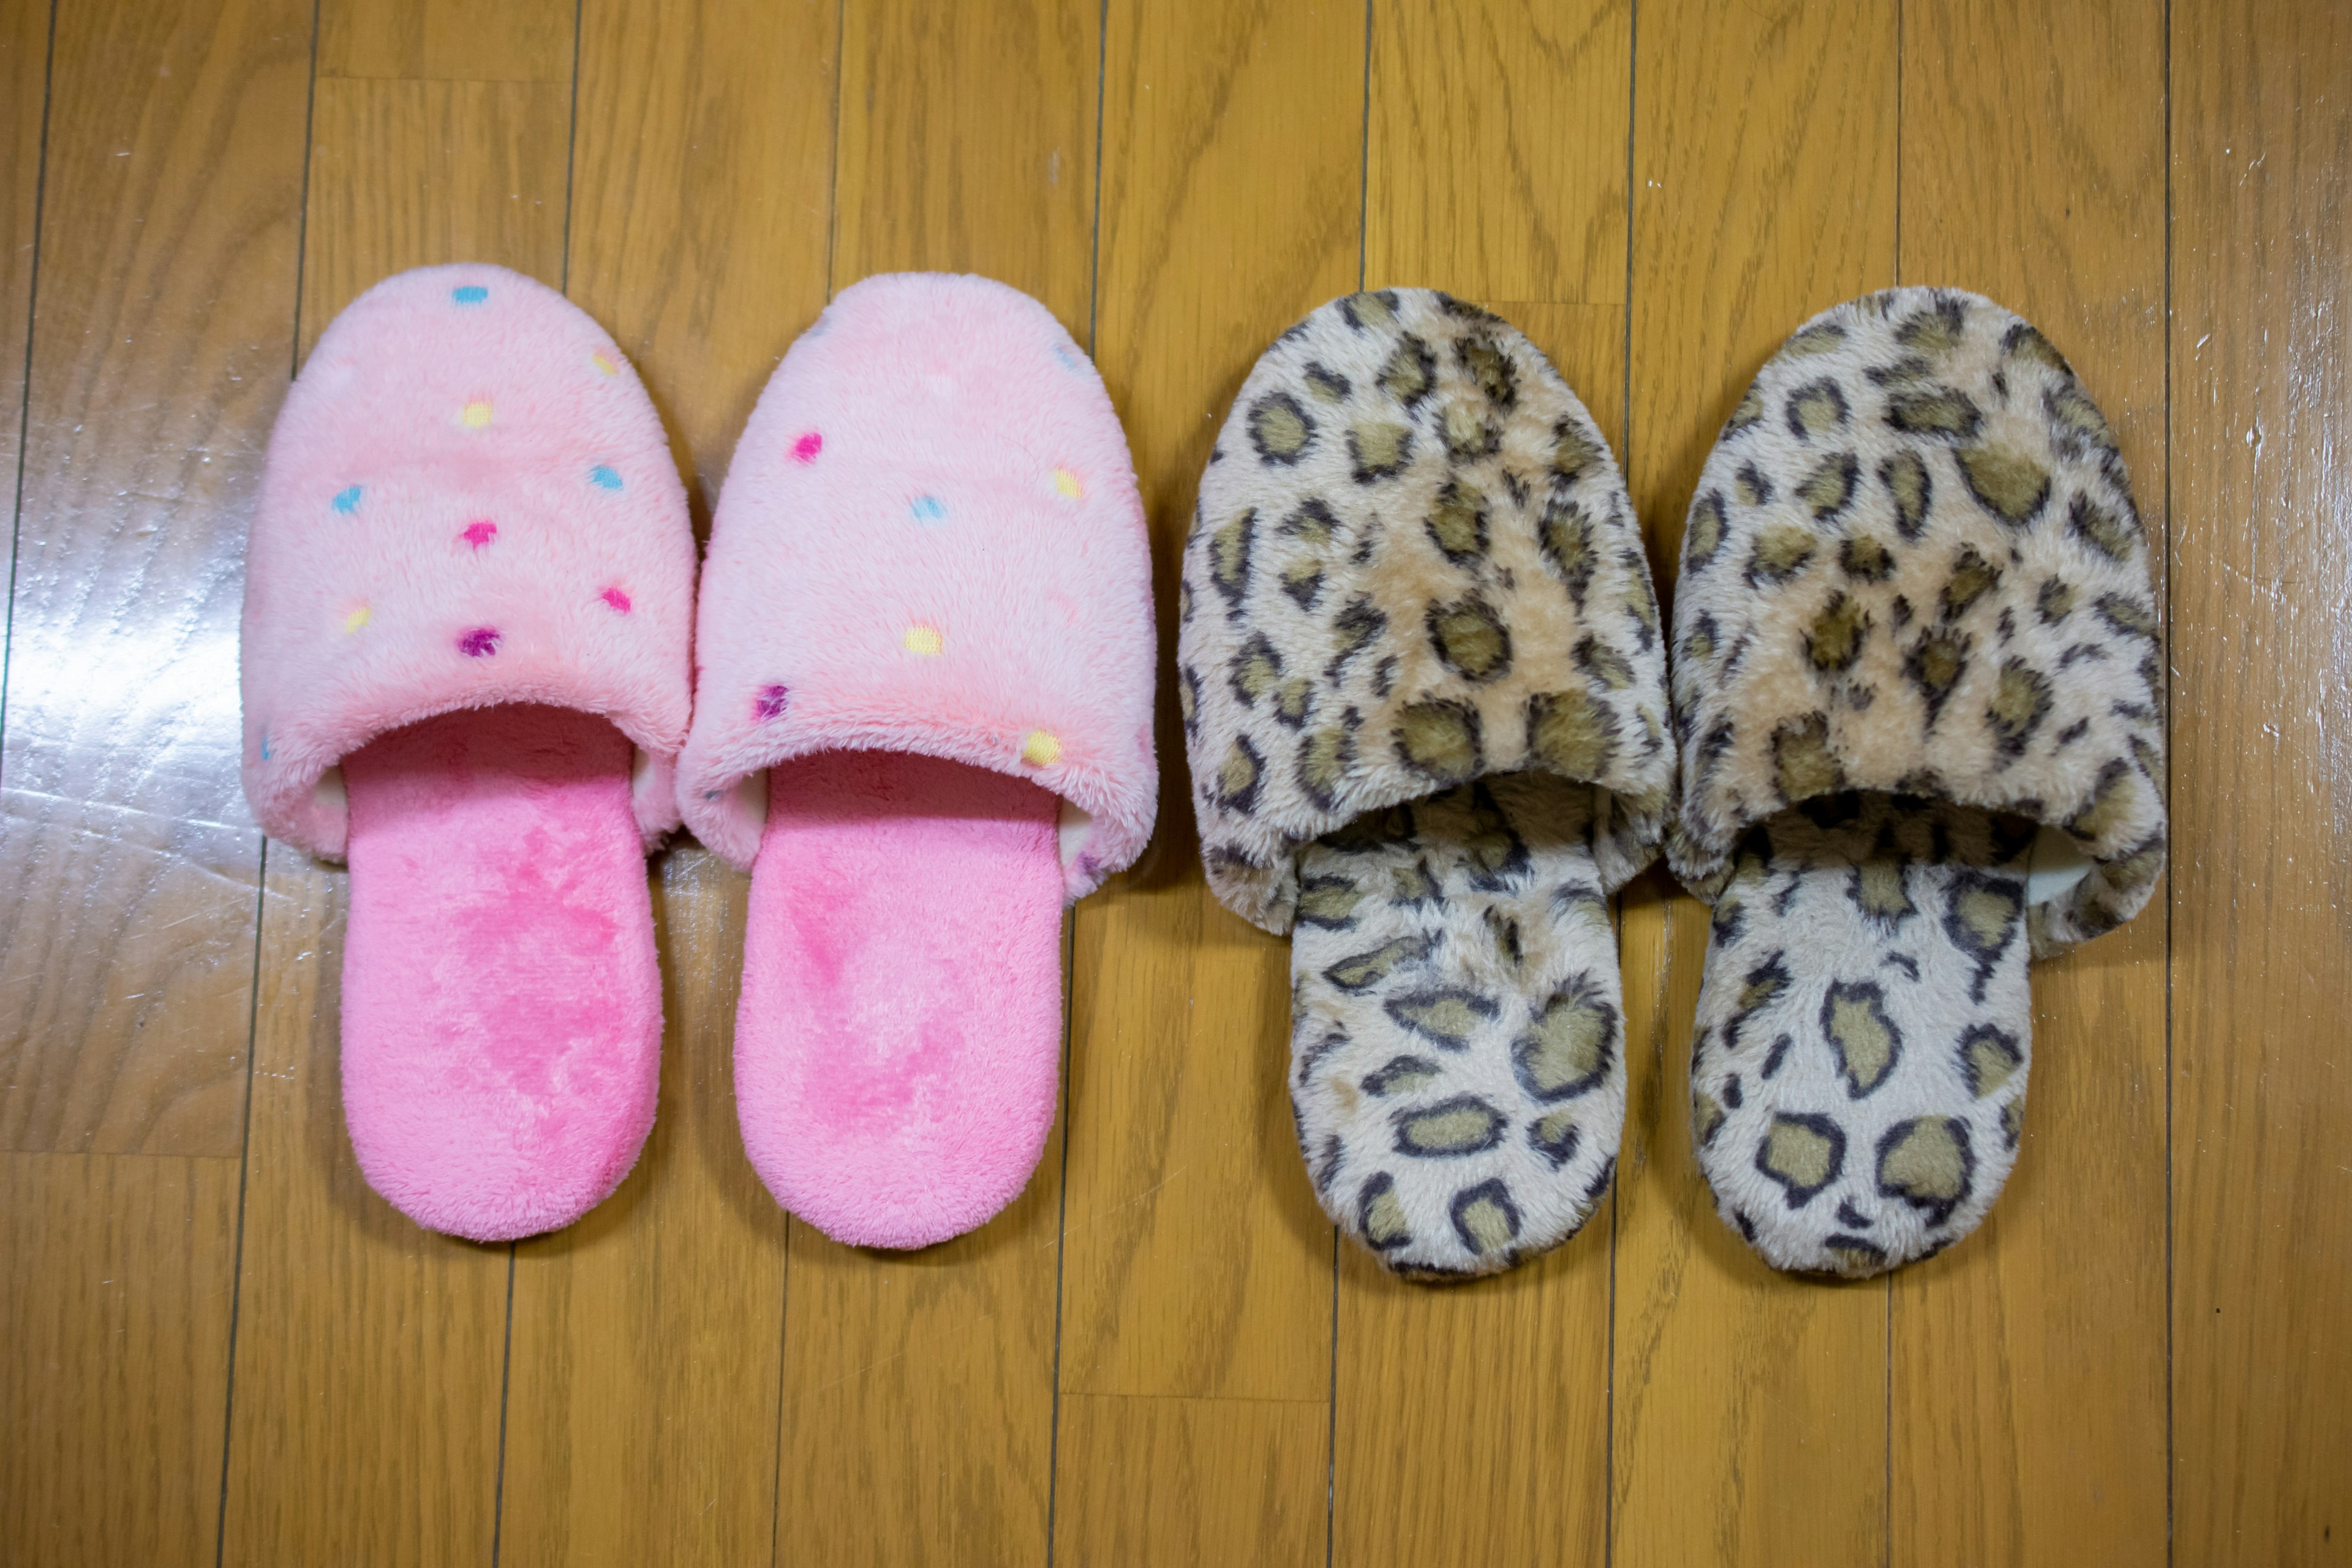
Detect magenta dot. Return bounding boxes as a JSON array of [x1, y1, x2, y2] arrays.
[[791, 431, 823, 464], [462, 519, 497, 548], [600, 587, 632, 613], [458, 627, 500, 658], [755, 683, 790, 720]]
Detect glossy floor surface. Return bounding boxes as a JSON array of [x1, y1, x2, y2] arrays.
[[2, 1, 2346, 1563]]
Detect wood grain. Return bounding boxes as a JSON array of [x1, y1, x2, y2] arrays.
[[1, 0, 46, 566], [1611, 5, 1899, 1564], [2171, 0, 2352, 1561], [496, 2, 835, 1561], [0, 1153, 238, 1567], [1054, 1393, 1333, 1568], [1056, 1, 1366, 1557], [217, 4, 576, 1559], [1889, 5, 2171, 1562], [0, 0, 310, 1159], [0, 0, 304, 1561], [1336, 6, 1629, 1561], [769, 4, 1094, 1562]]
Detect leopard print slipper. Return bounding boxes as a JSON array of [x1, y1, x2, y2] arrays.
[[1669, 288, 2167, 1278], [1179, 290, 1672, 1279]]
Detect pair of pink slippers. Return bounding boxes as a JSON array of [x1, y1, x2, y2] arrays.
[[239, 268, 1157, 1247]]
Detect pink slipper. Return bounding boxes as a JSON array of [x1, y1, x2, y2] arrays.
[[678, 273, 1156, 1248], [240, 265, 695, 1241]]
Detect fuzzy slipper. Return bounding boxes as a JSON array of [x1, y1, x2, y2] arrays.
[[1179, 290, 1672, 1279], [677, 273, 1156, 1250], [240, 265, 695, 1240], [1668, 287, 2167, 1276]]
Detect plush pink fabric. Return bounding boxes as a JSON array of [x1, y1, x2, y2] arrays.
[[683, 273, 1153, 1245], [242, 263, 695, 856], [342, 706, 660, 1242], [241, 263, 693, 1239], [676, 271, 1156, 902], [739, 751, 1063, 1247]]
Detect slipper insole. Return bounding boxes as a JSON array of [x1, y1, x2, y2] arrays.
[[1689, 793, 2035, 1276], [738, 750, 1064, 1248], [1287, 774, 1626, 1278], [341, 704, 660, 1241]]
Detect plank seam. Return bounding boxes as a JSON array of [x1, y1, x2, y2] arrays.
[[217, 0, 315, 1556], [0, 0, 59, 774]]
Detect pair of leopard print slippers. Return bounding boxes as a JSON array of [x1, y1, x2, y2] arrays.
[[1178, 287, 2165, 1282]]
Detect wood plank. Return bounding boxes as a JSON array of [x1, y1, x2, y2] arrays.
[[1888, 5, 2170, 1562], [771, 3, 1096, 1561], [318, 0, 572, 83], [0, 0, 306, 1561], [1611, 3, 1899, 1563], [1056, 1, 1364, 1561], [1054, 1393, 1333, 1567], [0, 1153, 239, 1568], [496, 2, 835, 1561], [1336, 4, 1629, 1559], [2171, 1, 2352, 1561], [0, 0, 46, 565], [0, 0, 311, 1159], [217, 6, 576, 1559]]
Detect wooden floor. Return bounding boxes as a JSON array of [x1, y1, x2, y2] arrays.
[[2, 0, 2346, 1562]]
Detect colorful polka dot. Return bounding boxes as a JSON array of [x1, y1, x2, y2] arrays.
[[791, 431, 823, 464], [755, 683, 791, 720], [590, 465, 622, 490], [461, 399, 495, 429], [332, 485, 363, 514], [600, 587, 633, 613], [342, 605, 371, 634], [1050, 468, 1082, 500], [902, 625, 943, 657], [1054, 341, 1084, 371], [458, 627, 501, 658], [910, 495, 948, 525], [591, 350, 619, 376], [258, 733, 272, 762], [1020, 729, 1063, 767], [453, 284, 489, 305], [462, 519, 497, 548]]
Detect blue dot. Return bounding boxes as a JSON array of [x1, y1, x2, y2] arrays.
[[911, 495, 947, 525], [453, 285, 489, 305], [590, 466, 622, 491], [332, 485, 363, 514], [258, 734, 272, 762]]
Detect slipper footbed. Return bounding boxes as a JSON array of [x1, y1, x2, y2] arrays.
[[1289, 774, 1623, 1278], [736, 750, 1064, 1250], [1689, 793, 2034, 1276], [342, 704, 660, 1242]]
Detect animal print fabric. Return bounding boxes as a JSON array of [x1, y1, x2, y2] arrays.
[[1691, 795, 2034, 1276], [1182, 290, 1670, 1278], [1180, 289, 1672, 936], [1667, 288, 2166, 959], [1290, 776, 1624, 1278], [1669, 289, 2166, 1275]]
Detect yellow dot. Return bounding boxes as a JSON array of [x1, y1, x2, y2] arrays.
[[902, 625, 943, 657], [591, 350, 618, 376], [1021, 729, 1062, 767], [342, 605, 371, 634], [461, 399, 495, 429], [1050, 467, 1082, 500]]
